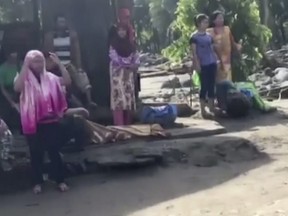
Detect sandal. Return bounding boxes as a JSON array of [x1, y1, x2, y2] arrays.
[[58, 183, 69, 192], [33, 185, 42, 195]]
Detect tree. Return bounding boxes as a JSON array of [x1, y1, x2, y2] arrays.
[[265, 0, 288, 46], [134, 0, 179, 52], [162, 0, 272, 80], [0, 0, 33, 23]]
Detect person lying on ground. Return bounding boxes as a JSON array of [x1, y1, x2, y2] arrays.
[[43, 14, 97, 108], [14, 50, 71, 194], [216, 80, 251, 118], [217, 81, 276, 115]]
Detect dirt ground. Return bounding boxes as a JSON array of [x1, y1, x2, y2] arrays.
[[2, 100, 288, 216]]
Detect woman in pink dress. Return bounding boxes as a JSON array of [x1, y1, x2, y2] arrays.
[[14, 50, 71, 194], [109, 24, 140, 126]]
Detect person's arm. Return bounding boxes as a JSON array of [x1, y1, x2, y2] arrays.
[[189, 35, 200, 72], [1, 85, 16, 107], [70, 30, 82, 70], [49, 53, 72, 86], [109, 46, 120, 65], [43, 32, 54, 53], [211, 35, 222, 65], [228, 27, 242, 51], [14, 66, 27, 93]]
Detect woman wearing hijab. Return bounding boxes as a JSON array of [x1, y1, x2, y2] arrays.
[[109, 24, 140, 125], [14, 50, 71, 194], [108, 8, 141, 101], [108, 8, 135, 45]]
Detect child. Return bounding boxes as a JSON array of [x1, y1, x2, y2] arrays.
[[190, 14, 218, 118]]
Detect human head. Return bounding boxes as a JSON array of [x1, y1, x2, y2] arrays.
[[194, 14, 209, 31], [211, 11, 225, 27], [5, 49, 18, 63], [25, 50, 45, 76], [117, 24, 128, 39], [55, 14, 68, 30], [226, 92, 251, 118], [118, 8, 131, 25]]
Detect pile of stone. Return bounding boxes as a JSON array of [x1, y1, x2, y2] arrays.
[[139, 53, 169, 67], [247, 46, 288, 99], [265, 45, 288, 68], [138, 53, 193, 78], [249, 67, 288, 98]]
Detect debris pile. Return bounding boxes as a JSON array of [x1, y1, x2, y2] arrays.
[[246, 46, 288, 98], [138, 53, 193, 78]]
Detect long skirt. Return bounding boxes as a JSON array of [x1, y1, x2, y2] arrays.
[[110, 65, 136, 111], [110, 65, 136, 125]]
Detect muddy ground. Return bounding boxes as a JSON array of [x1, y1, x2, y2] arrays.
[[2, 71, 288, 216], [1, 99, 288, 216]]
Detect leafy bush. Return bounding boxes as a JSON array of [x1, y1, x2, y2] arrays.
[[162, 0, 272, 80]]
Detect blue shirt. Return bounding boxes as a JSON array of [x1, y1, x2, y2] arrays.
[[189, 32, 217, 66]]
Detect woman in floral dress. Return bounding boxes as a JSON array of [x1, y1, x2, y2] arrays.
[[109, 24, 140, 126]]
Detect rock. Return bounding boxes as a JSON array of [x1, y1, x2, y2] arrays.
[[273, 67, 288, 83], [262, 77, 272, 85], [161, 77, 182, 89], [215, 139, 261, 163], [181, 78, 193, 88], [264, 67, 274, 77], [187, 145, 219, 167]]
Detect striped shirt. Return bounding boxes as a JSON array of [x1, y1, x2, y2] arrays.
[[53, 30, 71, 65]]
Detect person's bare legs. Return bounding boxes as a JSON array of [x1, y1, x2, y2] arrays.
[[113, 110, 125, 126], [124, 110, 133, 125]]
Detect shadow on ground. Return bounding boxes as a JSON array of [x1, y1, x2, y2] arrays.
[[216, 110, 288, 133], [0, 135, 272, 216]]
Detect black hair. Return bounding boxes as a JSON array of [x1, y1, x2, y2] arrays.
[[209, 10, 227, 27], [226, 93, 251, 118], [194, 14, 209, 27]]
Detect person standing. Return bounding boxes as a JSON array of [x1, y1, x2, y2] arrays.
[[207, 11, 242, 82], [14, 51, 71, 194], [108, 8, 140, 102], [190, 14, 218, 118], [44, 15, 96, 108], [109, 24, 140, 125], [0, 50, 21, 130]]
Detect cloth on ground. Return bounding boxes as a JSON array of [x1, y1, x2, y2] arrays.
[[139, 105, 177, 128], [85, 120, 168, 145]]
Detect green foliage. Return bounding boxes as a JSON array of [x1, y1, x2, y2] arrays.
[[134, 0, 179, 52], [0, 0, 33, 23], [162, 0, 272, 80]]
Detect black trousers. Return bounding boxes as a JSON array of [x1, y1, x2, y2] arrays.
[[26, 122, 65, 185], [199, 63, 217, 100]]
